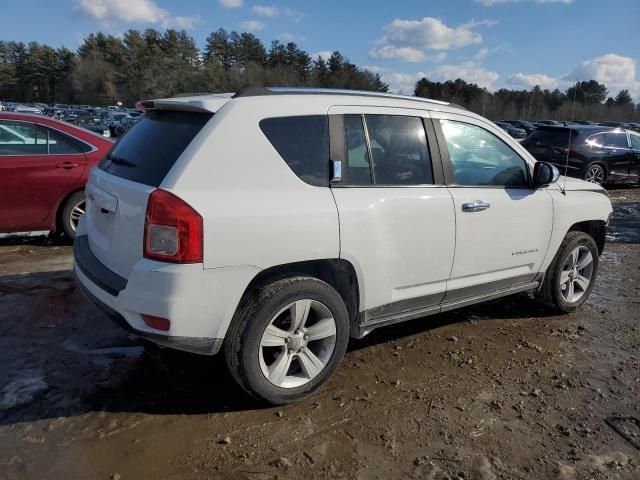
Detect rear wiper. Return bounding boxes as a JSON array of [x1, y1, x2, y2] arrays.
[[106, 154, 136, 167]]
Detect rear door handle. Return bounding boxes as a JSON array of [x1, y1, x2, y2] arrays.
[[56, 162, 80, 169], [462, 200, 490, 212]]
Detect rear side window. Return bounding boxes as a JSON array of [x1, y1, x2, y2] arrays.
[[602, 132, 628, 148], [99, 110, 212, 187], [259, 116, 330, 187], [47, 129, 82, 154]]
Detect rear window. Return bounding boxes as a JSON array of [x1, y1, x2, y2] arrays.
[[522, 128, 571, 148], [99, 110, 212, 187], [259, 115, 330, 187]]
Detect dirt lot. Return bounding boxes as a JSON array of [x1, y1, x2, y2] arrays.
[[1, 188, 639, 480]]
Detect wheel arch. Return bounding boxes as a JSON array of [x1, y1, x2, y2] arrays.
[[242, 259, 361, 337], [568, 219, 607, 254]]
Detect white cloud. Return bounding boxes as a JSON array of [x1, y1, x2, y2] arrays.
[[250, 5, 305, 22], [369, 46, 448, 63], [572, 54, 636, 87], [241, 20, 267, 32], [311, 51, 334, 61], [507, 54, 640, 97], [383, 72, 428, 94], [75, 0, 199, 28], [369, 46, 426, 63], [252, 5, 278, 17], [219, 0, 243, 7], [476, 0, 573, 5], [370, 17, 496, 63], [279, 33, 301, 42], [507, 72, 565, 90], [362, 65, 390, 74], [431, 61, 500, 90]]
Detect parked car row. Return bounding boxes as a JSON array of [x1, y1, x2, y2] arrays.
[[0, 101, 143, 139]]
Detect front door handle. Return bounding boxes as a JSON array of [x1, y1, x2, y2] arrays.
[[56, 162, 80, 169], [462, 200, 491, 212]]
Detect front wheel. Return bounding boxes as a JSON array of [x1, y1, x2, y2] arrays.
[[224, 277, 350, 405], [538, 231, 599, 312]]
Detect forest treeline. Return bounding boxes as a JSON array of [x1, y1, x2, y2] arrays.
[[0, 28, 637, 122]]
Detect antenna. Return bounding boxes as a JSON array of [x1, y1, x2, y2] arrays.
[[561, 77, 579, 195]]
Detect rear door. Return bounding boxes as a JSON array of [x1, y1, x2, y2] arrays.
[[85, 109, 213, 278], [328, 106, 455, 320], [433, 113, 553, 301], [0, 119, 86, 232]]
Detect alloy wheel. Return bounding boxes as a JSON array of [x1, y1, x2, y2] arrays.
[[69, 200, 86, 232], [259, 299, 337, 389], [584, 165, 604, 184], [560, 245, 594, 303]]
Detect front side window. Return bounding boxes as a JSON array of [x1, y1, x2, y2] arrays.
[[259, 115, 330, 186], [364, 115, 433, 185], [630, 133, 640, 151], [440, 120, 529, 187]]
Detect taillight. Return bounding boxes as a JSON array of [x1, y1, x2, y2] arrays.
[[144, 189, 203, 263]]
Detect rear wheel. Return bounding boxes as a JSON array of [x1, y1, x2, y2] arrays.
[[60, 191, 85, 240], [583, 163, 606, 185], [539, 231, 599, 313], [224, 277, 349, 405]]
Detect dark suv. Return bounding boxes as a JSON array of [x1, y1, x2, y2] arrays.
[[521, 126, 640, 185]]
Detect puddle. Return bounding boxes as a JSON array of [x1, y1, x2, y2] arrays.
[[607, 202, 640, 244]]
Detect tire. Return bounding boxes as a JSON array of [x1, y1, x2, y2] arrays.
[[60, 191, 86, 240], [538, 231, 599, 313], [583, 163, 606, 185], [224, 277, 350, 405]]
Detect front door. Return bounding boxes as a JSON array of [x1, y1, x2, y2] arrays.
[[432, 114, 553, 301]]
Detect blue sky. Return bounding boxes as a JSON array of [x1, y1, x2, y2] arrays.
[[2, 0, 639, 96]]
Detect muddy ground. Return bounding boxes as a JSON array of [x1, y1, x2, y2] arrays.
[[1, 188, 639, 480]]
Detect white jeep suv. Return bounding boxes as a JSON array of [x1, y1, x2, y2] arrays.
[[74, 87, 613, 404]]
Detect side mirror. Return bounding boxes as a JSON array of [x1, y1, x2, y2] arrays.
[[330, 160, 342, 183], [533, 161, 559, 187]]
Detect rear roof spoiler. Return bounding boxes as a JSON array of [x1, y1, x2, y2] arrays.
[[136, 94, 233, 114]]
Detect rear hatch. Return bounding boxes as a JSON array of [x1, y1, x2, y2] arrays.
[[85, 109, 213, 279], [521, 127, 576, 163]]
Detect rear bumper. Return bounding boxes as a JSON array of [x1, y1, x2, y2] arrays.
[[74, 263, 223, 355], [73, 235, 259, 355]]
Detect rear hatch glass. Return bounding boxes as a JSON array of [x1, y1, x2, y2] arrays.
[[99, 110, 212, 187]]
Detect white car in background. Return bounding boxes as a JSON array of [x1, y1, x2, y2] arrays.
[[74, 88, 613, 404]]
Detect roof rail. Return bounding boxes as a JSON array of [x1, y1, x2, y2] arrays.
[[232, 86, 451, 107]]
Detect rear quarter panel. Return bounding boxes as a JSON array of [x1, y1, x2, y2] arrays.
[[162, 98, 340, 271]]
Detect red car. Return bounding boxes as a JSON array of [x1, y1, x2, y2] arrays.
[[0, 112, 113, 239]]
